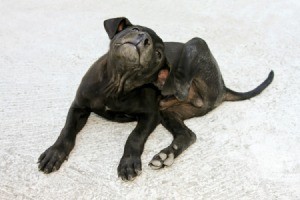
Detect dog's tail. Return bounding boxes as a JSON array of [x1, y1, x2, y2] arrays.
[[224, 70, 274, 101]]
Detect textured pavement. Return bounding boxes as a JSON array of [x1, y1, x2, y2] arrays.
[[1, 0, 300, 199]]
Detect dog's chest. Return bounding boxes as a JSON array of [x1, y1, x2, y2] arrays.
[[89, 97, 105, 110], [105, 98, 128, 112]]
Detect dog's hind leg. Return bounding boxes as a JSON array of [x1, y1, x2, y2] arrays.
[[149, 109, 198, 169], [162, 38, 216, 101]]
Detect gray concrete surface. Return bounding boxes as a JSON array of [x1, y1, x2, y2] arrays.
[[1, 0, 299, 199]]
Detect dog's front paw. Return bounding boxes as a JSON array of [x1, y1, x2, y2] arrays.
[[38, 145, 69, 173], [117, 156, 142, 181]]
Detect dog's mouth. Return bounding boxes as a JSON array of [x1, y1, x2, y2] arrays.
[[115, 36, 150, 54], [115, 38, 150, 61], [113, 42, 140, 66], [113, 32, 152, 66], [115, 42, 141, 60]]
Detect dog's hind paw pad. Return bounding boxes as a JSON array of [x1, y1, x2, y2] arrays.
[[149, 152, 174, 170], [163, 153, 174, 166]]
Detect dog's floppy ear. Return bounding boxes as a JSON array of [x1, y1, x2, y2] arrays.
[[104, 17, 132, 39]]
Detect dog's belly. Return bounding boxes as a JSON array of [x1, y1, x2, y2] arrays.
[[162, 101, 210, 120]]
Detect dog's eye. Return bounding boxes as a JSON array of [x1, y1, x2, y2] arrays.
[[155, 50, 162, 59], [132, 27, 139, 32]]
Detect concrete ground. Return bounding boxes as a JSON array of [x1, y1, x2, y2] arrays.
[[1, 0, 299, 199]]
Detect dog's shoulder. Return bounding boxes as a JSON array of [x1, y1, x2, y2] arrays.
[[81, 54, 108, 84], [74, 54, 109, 107]]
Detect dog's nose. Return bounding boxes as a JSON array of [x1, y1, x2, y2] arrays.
[[138, 33, 150, 47], [143, 38, 150, 46]]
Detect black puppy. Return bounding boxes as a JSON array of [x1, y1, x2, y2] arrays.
[[38, 17, 165, 181], [38, 17, 274, 181]]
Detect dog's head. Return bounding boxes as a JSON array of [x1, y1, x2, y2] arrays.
[[104, 17, 167, 93]]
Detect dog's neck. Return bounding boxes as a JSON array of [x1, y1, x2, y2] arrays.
[[103, 55, 131, 98], [102, 53, 168, 98]]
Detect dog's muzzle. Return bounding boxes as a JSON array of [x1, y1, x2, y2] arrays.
[[113, 32, 152, 66]]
